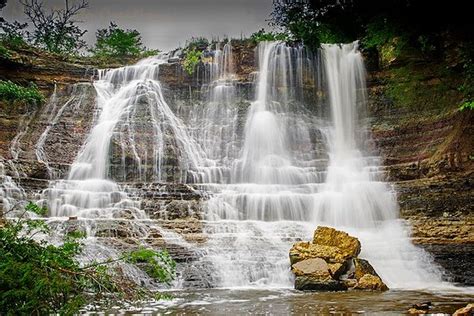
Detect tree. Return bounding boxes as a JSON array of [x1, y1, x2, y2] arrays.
[[92, 22, 146, 58], [271, 0, 474, 51], [19, 0, 88, 54]]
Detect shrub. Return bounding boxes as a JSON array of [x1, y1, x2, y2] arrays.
[[0, 203, 176, 314], [250, 29, 288, 43], [0, 80, 45, 104], [459, 101, 474, 111], [182, 48, 202, 75], [185, 37, 209, 51], [0, 20, 29, 49]]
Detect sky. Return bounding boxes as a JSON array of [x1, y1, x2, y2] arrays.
[[2, 0, 274, 51]]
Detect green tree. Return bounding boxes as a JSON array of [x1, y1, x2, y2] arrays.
[[92, 22, 147, 57]]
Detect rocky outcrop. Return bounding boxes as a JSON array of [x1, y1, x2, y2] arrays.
[[453, 303, 474, 316], [290, 226, 388, 292]]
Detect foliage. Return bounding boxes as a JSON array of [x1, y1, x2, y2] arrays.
[[459, 101, 474, 111], [92, 22, 152, 58], [0, 204, 176, 314], [185, 37, 209, 51], [363, 18, 406, 50], [0, 20, 29, 49], [19, 0, 88, 54], [0, 80, 45, 104], [250, 28, 288, 43], [0, 42, 9, 58], [25, 201, 48, 216], [456, 42, 474, 111], [270, 0, 473, 53], [270, 1, 353, 50], [182, 48, 202, 75], [125, 247, 176, 284]]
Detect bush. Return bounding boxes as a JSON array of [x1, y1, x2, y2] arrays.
[[182, 48, 202, 75], [0, 20, 29, 49], [92, 22, 150, 58], [362, 18, 408, 53], [250, 29, 288, 43], [185, 37, 209, 51], [0, 81, 45, 104], [459, 100, 474, 111], [0, 203, 176, 314]]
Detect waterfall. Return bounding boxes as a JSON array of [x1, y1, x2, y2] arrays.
[[30, 40, 448, 291], [44, 55, 205, 217], [197, 41, 446, 290]]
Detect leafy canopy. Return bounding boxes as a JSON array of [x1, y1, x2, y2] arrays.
[[92, 22, 147, 57]]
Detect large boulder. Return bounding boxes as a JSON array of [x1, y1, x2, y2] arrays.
[[353, 258, 379, 280], [354, 274, 389, 291], [313, 226, 361, 259], [289, 226, 388, 292], [289, 241, 347, 264], [291, 258, 331, 278]]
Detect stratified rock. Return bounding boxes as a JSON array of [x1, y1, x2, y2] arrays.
[[291, 258, 331, 279], [295, 276, 347, 292], [313, 226, 361, 259], [289, 241, 346, 264], [453, 303, 474, 316], [353, 258, 380, 280], [354, 274, 388, 291]]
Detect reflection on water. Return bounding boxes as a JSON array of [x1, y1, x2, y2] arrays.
[[103, 289, 474, 315]]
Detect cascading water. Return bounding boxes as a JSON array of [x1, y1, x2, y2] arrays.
[[193, 41, 446, 290], [44, 55, 206, 217], [20, 39, 450, 291]]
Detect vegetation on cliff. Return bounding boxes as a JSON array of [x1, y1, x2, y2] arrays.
[[0, 204, 176, 315], [91, 22, 158, 63], [0, 80, 44, 105]]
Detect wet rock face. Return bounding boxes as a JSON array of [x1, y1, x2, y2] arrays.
[[290, 226, 388, 292]]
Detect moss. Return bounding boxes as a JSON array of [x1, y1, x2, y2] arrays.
[[384, 62, 462, 115]]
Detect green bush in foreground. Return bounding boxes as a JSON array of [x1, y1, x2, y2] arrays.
[[0, 204, 176, 315], [0, 80, 44, 104]]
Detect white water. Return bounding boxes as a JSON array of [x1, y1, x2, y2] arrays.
[[194, 41, 447, 290], [44, 55, 207, 217], [13, 40, 454, 291]]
